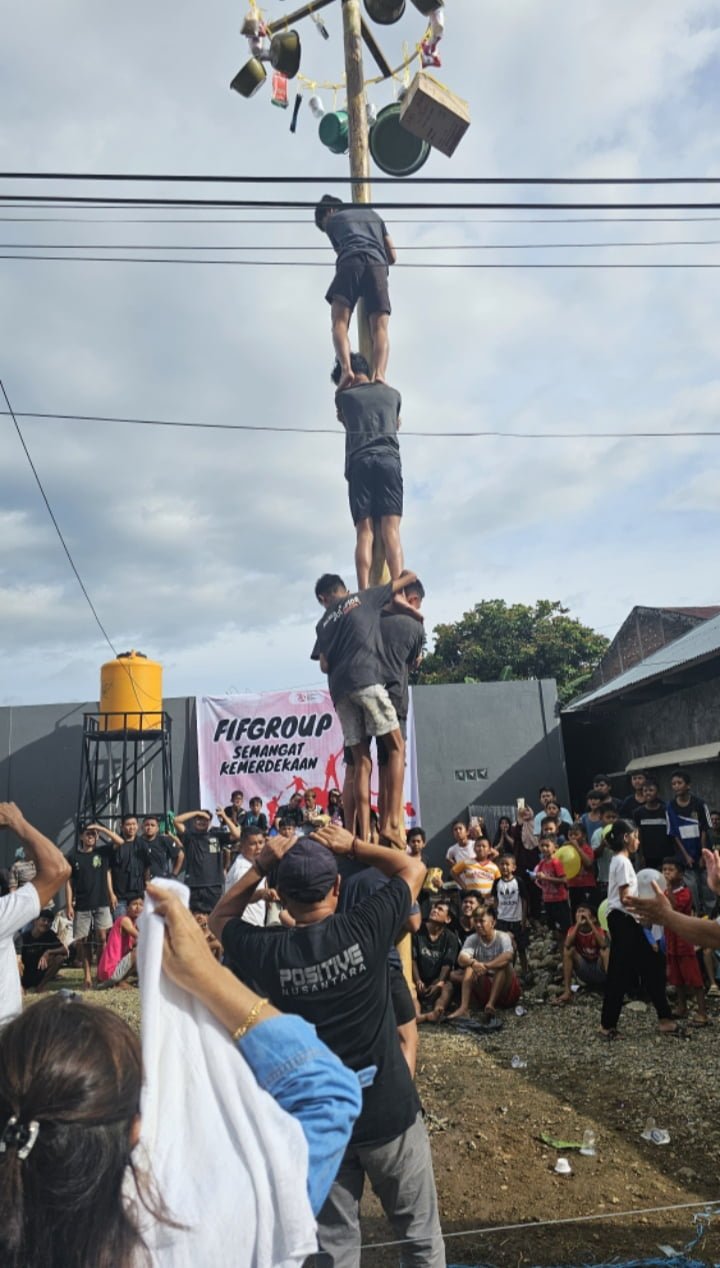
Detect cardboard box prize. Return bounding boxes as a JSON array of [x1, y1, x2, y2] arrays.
[[399, 70, 470, 158]]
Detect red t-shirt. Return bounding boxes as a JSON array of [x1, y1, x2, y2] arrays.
[[536, 856, 568, 904], [569, 923, 606, 961], [567, 844, 596, 889], [665, 885, 697, 957]]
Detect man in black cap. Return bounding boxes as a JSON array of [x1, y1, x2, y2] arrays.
[[315, 194, 397, 390], [211, 824, 445, 1268]]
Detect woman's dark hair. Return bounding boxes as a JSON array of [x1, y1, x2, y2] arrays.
[[0, 997, 158, 1268], [0, 869, 12, 898], [606, 819, 635, 853], [492, 816, 512, 847]]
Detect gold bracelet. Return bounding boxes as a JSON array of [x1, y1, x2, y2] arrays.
[[232, 997, 270, 1043]]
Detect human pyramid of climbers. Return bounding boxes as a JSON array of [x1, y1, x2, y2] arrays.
[[311, 192, 424, 847]]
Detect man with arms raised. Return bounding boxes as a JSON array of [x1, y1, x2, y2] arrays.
[[0, 802, 70, 1024], [211, 824, 445, 1268]]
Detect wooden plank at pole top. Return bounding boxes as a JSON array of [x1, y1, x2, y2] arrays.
[[399, 71, 471, 158]]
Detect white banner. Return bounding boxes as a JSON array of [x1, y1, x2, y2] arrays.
[[197, 687, 419, 829]]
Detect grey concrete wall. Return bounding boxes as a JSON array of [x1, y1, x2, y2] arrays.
[[0, 681, 569, 872], [0, 697, 199, 867], [562, 670, 720, 809], [412, 680, 568, 867]]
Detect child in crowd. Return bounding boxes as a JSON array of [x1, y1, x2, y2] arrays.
[[511, 804, 542, 921], [590, 804, 619, 898], [581, 789, 606, 845], [452, 837, 501, 899], [97, 894, 143, 988], [535, 833, 571, 946], [553, 904, 608, 1005], [661, 857, 709, 1026], [564, 822, 598, 915], [491, 854, 529, 977]]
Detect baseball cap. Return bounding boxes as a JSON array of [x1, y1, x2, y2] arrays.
[[276, 836, 338, 903]]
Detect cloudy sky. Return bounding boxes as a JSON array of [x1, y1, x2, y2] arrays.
[[2, 0, 720, 706]]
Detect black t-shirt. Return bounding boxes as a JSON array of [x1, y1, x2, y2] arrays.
[[225, 805, 248, 828], [619, 794, 646, 818], [312, 582, 393, 705], [277, 803, 305, 828], [222, 874, 420, 1147], [633, 801, 670, 864], [110, 838, 148, 899], [449, 915, 475, 950], [412, 925, 459, 986], [380, 611, 424, 719], [325, 206, 389, 266], [21, 926, 63, 975], [336, 383, 401, 480], [182, 830, 226, 889], [68, 845, 112, 910], [142, 833, 180, 880], [336, 860, 420, 972]]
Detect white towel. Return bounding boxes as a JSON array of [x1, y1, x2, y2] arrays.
[[133, 879, 317, 1268]]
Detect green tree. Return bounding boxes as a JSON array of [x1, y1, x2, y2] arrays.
[[416, 599, 609, 705]]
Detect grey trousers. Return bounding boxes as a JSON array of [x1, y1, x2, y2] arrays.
[[314, 1112, 446, 1268]]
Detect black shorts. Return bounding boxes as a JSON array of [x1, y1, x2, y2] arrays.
[[389, 964, 416, 1026], [326, 253, 391, 316], [496, 919, 529, 951], [348, 452, 403, 525], [188, 884, 223, 914], [544, 900, 572, 933]]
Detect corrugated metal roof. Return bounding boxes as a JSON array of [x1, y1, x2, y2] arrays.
[[626, 742, 720, 771], [564, 612, 720, 712]]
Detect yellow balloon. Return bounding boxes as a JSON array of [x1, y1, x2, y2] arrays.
[[597, 898, 610, 932], [556, 845, 582, 880]]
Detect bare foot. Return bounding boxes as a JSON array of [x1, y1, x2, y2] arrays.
[[372, 372, 386, 384], [379, 825, 406, 851], [552, 992, 572, 1006], [447, 1009, 469, 1021]]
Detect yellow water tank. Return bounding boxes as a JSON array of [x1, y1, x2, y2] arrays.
[[99, 651, 163, 731]]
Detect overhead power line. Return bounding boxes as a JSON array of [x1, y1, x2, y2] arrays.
[[3, 408, 718, 441], [2, 253, 720, 268], [3, 238, 720, 251], [4, 195, 720, 211], [0, 380, 120, 657], [5, 213, 720, 225], [3, 170, 720, 185]]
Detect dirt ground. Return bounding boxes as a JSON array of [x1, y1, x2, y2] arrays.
[[33, 972, 720, 1266]]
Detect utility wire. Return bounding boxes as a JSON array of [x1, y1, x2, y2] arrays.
[[4, 170, 720, 185], [3, 238, 720, 251], [3, 408, 718, 441], [5, 213, 720, 225], [0, 380, 121, 657], [2, 253, 720, 268], [4, 195, 720, 210]]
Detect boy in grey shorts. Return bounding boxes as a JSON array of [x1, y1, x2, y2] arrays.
[[312, 572, 423, 842]]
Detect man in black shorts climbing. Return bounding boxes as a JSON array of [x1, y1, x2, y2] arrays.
[[316, 193, 397, 389], [332, 353, 403, 590]]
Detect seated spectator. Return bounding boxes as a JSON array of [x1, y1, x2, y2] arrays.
[[491, 854, 529, 977], [20, 910, 67, 993], [224, 789, 247, 828], [445, 819, 475, 870], [553, 904, 608, 1005], [412, 898, 459, 1023], [0, 887, 362, 1267], [661, 857, 709, 1026], [327, 789, 345, 826], [276, 791, 306, 829], [564, 822, 597, 914], [244, 796, 269, 834], [510, 804, 542, 921], [581, 789, 606, 845], [492, 816, 515, 856], [451, 890, 482, 944], [407, 826, 426, 858], [619, 771, 647, 819], [302, 788, 329, 829], [97, 895, 144, 988], [452, 837, 501, 898], [449, 908, 521, 1018], [590, 803, 619, 898], [533, 787, 572, 833], [535, 828, 571, 946]]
